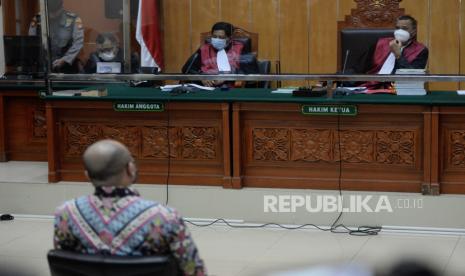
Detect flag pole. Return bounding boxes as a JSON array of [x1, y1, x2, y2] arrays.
[[122, 0, 131, 73]]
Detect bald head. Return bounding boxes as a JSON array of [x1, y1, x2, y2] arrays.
[[83, 140, 133, 187]]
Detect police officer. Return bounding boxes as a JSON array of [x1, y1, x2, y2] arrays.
[[29, 0, 84, 73]]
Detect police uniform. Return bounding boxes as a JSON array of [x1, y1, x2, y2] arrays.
[[29, 11, 84, 73]]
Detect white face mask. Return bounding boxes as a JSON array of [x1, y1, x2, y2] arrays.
[[394, 29, 411, 43], [211, 38, 227, 51], [99, 51, 116, 61]]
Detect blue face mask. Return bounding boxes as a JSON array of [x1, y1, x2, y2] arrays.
[[211, 38, 227, 51]]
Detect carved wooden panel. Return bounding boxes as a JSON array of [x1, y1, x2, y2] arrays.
[[253, 128, 290, 161], [252, 128, 415, 165], [64, 123, 101, 157], [182, 127, 217, 160], [141, 127, 180, 159], [334, 131, 375, 163], [63, 122, 219, 161], [291, 129, 332, 162], [32, 104, 47, 138], [376, 131, 415, 165], [342, 0, 404, 28], [102, 126, 140, 158], [448, 130, 465, 168]]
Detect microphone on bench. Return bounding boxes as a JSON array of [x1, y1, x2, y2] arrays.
[[334, 50, 354, 97]]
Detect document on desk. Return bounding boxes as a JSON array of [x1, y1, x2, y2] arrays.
[[52, 88, 108, 97], [161, 83, 215, 92], [344, 87, 367, 93], [271, 87, 299, 94]]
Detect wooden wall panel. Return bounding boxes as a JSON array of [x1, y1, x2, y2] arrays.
[[191, 0, 220, 53], [429, 0, 460, 91], [400, 0, 429, 49], [251, 0, 279, 66], [280, 0, 309, 87], [163, 0, 190, 73], [20, 0, 39, 35], [2, 0, 39, 36], [337, 0, 356, 21], [221, 0, 251, 31], [309, 0, 338, 74], [2, 0, 16, 35], [4, 95, 47, 161], [400, 0, 430, 89]]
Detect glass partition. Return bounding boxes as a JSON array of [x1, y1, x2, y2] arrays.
[[2, 0, 465, 90], [1, 0, 41, 76], [42, 0, 125, 74]]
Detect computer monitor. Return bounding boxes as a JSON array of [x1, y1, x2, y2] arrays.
[[3, 36, 43, 75]]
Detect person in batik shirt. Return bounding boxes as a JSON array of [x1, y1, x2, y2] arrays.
[[53, 139, 205, 275]]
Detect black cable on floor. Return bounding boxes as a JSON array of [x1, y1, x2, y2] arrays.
[[182, 105, 381, 236], [329, 110, 381, 236]]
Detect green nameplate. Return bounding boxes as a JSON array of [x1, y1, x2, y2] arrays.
[[301, 105, 358, 116], [113, 102, 164, 112]]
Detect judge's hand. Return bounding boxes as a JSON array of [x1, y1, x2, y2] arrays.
[[389, 39, 402, 59], [202, 80, 215, 87], [201, 80, 224, 87]]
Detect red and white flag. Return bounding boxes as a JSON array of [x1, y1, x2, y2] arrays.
[[136, 0, 164, 70]]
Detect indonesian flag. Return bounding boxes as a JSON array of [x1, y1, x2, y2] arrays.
[[136, 0, 164, 70]]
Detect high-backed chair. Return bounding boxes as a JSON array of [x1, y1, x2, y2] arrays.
[[47, 250, 180, 276], [340, 28, 394, 74], [337, 0, 405, 73], [257, 59, 272, 88]]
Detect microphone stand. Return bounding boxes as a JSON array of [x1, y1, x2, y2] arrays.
[[173, 51, 200, 94], [332, 50, 354, 97]]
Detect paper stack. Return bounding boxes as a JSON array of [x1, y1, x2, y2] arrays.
[[394, 69, 426, 96], [271, 87, 298, 94]]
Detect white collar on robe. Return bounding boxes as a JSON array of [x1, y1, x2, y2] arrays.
[[216, 49, 231, 72]]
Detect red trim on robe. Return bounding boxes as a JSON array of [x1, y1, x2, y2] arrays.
[[367, 37, 426, 74], [200, 41, 244, 74]]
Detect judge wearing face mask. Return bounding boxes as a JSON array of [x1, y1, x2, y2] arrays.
[[182, 21, 258, 87], [369, 15, 428, 75]]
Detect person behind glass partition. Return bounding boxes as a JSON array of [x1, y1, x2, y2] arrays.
[[84, 33, 139, 74], [28, 0, 84, 73], [181, 21, 258, 87]]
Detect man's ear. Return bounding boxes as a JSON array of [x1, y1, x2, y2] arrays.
[[84, 170, 90, 181], [127, 161, 136, 178]]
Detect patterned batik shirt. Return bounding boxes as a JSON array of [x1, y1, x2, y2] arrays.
[[53, 187, 206, 275]]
